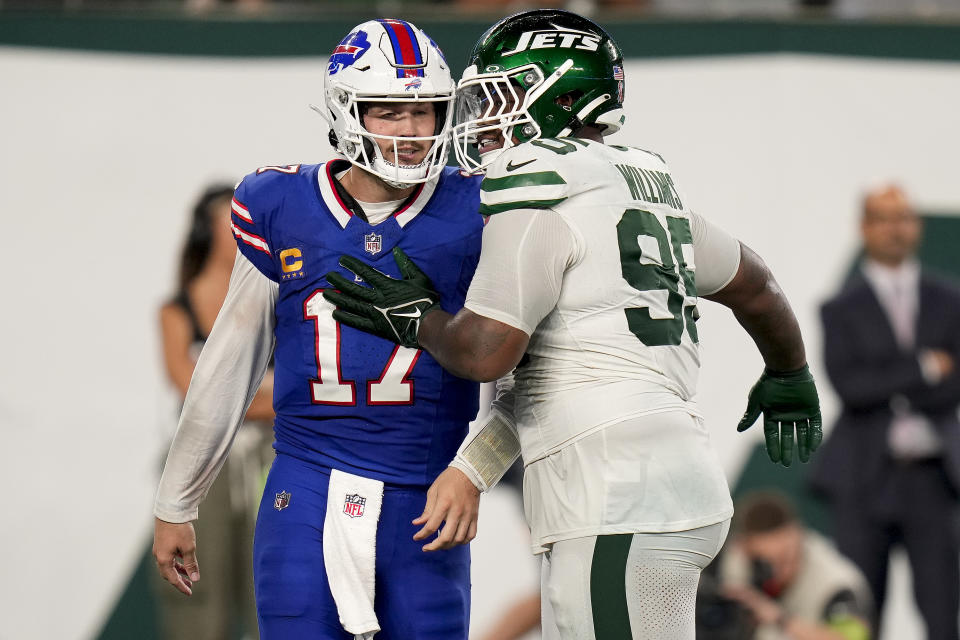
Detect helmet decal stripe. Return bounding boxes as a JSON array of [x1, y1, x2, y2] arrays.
[[377, 19, 425, 78]]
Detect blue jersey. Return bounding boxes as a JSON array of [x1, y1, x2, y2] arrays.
[[231, 162, 483, 486]]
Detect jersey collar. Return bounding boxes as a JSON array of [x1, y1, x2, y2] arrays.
[[317, 159, 439, 229]]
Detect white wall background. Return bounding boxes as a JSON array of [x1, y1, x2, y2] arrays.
[[1, 46, 958, 639]]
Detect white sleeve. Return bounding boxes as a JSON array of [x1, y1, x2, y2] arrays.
[[449, 372, 520, 492], [689, 210, 742, 296], [154, 251, 278, 523], [464, 209, 580, 335]]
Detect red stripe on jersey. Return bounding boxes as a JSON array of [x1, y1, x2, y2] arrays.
[[231, 222, 271, 255], [392, 182, 425, 218], [231, 198, 253, 223]]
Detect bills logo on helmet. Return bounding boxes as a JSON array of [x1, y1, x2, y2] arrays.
[[404, 78, 423, 91], [501, 24, 600, 56], [328, 30, 372, 75]]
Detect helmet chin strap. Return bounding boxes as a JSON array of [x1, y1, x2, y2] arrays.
[[366, 138, 433, 189]]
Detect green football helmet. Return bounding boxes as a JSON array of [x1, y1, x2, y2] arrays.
[[453, 9, 625, 173]]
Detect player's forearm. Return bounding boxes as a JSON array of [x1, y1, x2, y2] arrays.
[[155, 254, 277, 522], [156, 349, 273, 521], [706, 243, 806, 372], [733, 286, 807, 372], [418, 308, 526, 382]]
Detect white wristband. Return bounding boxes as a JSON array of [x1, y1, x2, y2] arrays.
[[449, 410, 521, 493]]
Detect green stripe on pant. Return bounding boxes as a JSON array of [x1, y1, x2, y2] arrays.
[[590, 534, 634, 638]]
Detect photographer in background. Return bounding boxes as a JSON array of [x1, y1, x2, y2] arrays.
[[718, 492, 872, 640]]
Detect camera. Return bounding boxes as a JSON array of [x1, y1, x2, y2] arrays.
[[696, 571, 757, 640]]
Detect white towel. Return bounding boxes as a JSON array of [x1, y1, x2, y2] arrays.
[[323, 469, 384, 640]]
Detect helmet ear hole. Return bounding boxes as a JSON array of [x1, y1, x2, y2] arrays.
[[328, 129, 340, 149], [555, 89, 583, 110]]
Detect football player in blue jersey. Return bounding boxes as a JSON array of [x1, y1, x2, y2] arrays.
[[153, 19, 485, 640]]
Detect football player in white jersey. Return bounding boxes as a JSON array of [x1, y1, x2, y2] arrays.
[[324, 9, 822, 640]]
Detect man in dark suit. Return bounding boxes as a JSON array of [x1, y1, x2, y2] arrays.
[[811, 184, 960, 640]]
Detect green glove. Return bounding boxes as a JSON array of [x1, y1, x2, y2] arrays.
[[738, 365, 823, 467], [322, 247, 440, 349]]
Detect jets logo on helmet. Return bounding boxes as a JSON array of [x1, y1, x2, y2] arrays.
[[328, 30, 372, 75], [318, 19, 455, 188], [453, 9, 626, 174], [500, 24, 601, 56]]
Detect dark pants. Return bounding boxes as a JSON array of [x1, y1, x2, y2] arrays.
[[831, 459, 960, 640]]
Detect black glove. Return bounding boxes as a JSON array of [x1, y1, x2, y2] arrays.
[[323, 247, 440, 349], [737, 365, 823, 467]]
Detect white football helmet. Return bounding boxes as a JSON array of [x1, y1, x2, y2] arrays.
[[321, 19, 455, 188]]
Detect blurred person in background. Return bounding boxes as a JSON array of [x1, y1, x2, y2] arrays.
[[157, 184, 275, 640], [477, 593, 541, 640], [811, 184, 960, 640], [717, 491, 872, 640], [153, 18, 487, 640], [476, 462, 542, 640]]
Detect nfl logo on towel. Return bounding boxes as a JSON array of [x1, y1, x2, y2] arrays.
[[274, 490, 291, 511], [343, 493, 366, 518], [364, 232, 382, 256]]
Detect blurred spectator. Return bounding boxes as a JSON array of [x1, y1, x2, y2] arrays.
[[476, 460, 541, 640], [155, 184, 275, 640], [477, 592, 541, 640], [811, 184, 960, 640], [717, 491, 872, 640]]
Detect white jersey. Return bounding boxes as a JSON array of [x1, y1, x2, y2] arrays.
[[468, 138, 738, 463], [464, 138, 738, 547]]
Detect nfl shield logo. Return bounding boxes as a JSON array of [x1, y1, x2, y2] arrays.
[[364, 232, 382, 256], [274, 490, 291, 511], [343, 493, 366, 518]]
